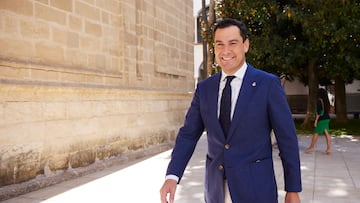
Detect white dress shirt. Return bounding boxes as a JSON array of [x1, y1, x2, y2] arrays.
[[218, 63, 247, 119]]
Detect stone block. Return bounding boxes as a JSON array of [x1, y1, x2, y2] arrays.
[[1, 14, 20, 36], [85, 20, 102, 37], [34, 3, 66, 26], [52, 28, 79, 49], [80, 35, 100, 50], [75, 1, 100, 21], [65, 49, 88, 67], [96, 0, 120, 14], [20, 20, 50, 39], [68, 15, 82, 32], [69, 148, 96, 168], [0, 0, 33, 16], [0, 38, 34, 59], [0, 143, 42, 187], [35, 42, 64, 64], [50, 0, 72, 12]]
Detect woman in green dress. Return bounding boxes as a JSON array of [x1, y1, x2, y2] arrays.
[[306, 88, 331, 155]]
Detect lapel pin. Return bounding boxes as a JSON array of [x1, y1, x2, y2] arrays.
[[252, 82, 256, 87]]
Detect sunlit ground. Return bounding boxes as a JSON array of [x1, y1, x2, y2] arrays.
[[40, 150, 174, 203], [3, 135, 360, 203], [35, 139, 207, 203]]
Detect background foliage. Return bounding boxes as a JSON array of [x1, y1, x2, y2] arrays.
[[208, 0, 360, 127]]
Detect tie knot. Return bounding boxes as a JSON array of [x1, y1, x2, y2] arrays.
[[225, 76, 235, 84]]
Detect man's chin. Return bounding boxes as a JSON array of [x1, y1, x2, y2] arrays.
[[219, 64, 233, 71]]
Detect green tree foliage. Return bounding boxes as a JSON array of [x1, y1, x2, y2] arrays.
[[287, 0, 360, 123], [214, 0, 360, 126], [216, 1, 306, 77], [290, 0, 360, 81]]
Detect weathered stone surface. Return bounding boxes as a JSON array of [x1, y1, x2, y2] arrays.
[[0, 142, 172, 201], [0, 0, 193, 190]]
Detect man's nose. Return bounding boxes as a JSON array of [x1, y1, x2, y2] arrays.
[[223, 44, 232, 53]]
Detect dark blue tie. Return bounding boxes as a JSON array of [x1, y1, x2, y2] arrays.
[[219, 76, 235, 138]]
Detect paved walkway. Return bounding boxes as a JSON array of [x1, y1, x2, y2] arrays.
[[2, 134, 360, 203]]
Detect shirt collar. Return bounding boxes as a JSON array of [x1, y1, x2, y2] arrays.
[[221, 62, 248, 81]]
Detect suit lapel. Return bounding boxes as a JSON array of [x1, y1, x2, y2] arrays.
[[206, 73, 226, 139], [228, 66, 257, 139]]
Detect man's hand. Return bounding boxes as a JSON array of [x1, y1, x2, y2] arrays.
[[285, 192, 300, 203], [160, 179, 177, 203]]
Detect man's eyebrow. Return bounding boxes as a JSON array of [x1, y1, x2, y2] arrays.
[[215, 39, 240, 43]]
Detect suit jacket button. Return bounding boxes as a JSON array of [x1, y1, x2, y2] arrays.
[[218, 165, 224, 171], [224, 144, 230, 149]]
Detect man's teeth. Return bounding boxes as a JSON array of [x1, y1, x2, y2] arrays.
[[222, 57, 233, 61]]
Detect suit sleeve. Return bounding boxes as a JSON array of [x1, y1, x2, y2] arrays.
[[165, 84, 205, 183], [267, 77, 302, 192]]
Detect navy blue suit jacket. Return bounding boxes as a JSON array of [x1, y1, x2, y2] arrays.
[[166, 64, 302, 203]]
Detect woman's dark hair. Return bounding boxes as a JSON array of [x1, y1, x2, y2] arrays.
[[318, 88, 330, 113], [214, 18, 248, 42]]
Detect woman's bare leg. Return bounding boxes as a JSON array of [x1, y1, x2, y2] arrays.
[[324, 129, 331, 154], [306, 133, 319, 153]]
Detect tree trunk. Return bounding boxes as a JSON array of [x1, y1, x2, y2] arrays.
[[207, 0, 215, 75], [301, 60, 318, 130], [335, 77, 348, 122], [202, 0, 208, 76]]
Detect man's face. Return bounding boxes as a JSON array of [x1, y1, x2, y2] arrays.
[[214, 25, 249, 75]]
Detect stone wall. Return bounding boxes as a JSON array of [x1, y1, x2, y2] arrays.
[[0, 0, 194, 187]]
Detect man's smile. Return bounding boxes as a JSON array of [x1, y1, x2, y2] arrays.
[[221, 56, 235, 61]]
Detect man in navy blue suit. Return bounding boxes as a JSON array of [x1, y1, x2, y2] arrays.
[[160, 18, 302, 203]]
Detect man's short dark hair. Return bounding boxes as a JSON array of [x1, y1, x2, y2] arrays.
[[214, 18, 248, 42]]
